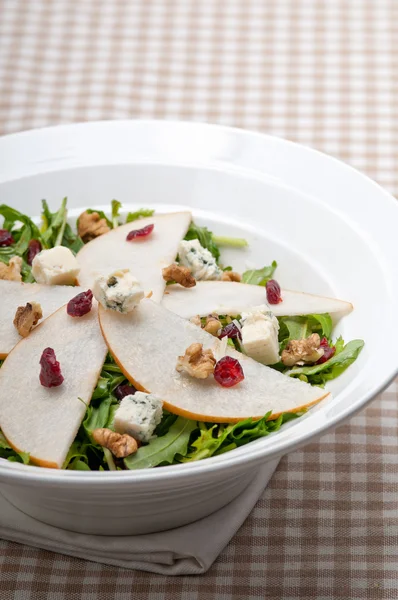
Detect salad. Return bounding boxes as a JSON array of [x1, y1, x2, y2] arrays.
[[0, 200, 364, 471]]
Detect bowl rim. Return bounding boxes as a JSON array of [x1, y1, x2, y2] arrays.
[[0, 118, 397, 485]]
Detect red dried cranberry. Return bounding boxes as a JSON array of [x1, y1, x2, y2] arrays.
[[27, 239, 42, 265], [115, 383, 137, 401], [126, 223, 154, 241], [266, 279, 282, 304], [67, 290, 93, 317], [316, 337, 336, 364], [39, 347, 64, 388], [0, 229, 14, 247], [214, 356, 244, 388], [219, 322, 242, 341]]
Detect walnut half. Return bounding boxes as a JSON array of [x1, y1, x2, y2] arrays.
[[0, 256, 22, 282], [203, 314, 222, 336], [92, 428, 138, 458], [190, 315, 202, 327], [281, 333, 324, 367], [221, 271, 241, 282], [162, 264, 196, 288], [77, 211, 111, 243], [176, 343, 216, 379], [13, 302, 43, 337]]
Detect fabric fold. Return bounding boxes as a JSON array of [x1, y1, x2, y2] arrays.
[[0, 458, 278, 575]]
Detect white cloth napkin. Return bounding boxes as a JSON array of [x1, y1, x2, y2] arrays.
[[0, 459, 278, 575]]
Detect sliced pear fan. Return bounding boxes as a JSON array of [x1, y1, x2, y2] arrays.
[[77, 212, 192, 302], [0, 303, 107, 468], [162, 281, 353, 320], [0, 280, 85, 358], [99, 299, 329, 423]]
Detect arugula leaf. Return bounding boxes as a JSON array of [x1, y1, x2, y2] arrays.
[[0, 205, 41, 240], [83, 396, 113, 439], [154, 410, 178, 437], [0, 431, 30, 464], [184, 222, 221, 262], [225, 411, 301, 445], [212, 235, 248, 248], [242, 261, 277, 285], [65, 356, 128, 470], [124, 417, 197, 470], [278, 313, 333, 341], [103, 448, 117, 471], [182, 412, 302, 462], [280, 316, 310, 342], [106, 404, 119, 430], [334, 336, 345, 355], [61, 223, 84, 253], [0, 205, 43, 280], [41, 198, 68, 247], [126, 208, 155, 223], [91, 377, 110, 400], [111, 199, 122, 228], [63, 440, 91, 469], [277, 313, 333, 352], [286, 339, 364, 384], [180, 423, 226, 462], [39, 198, 83, 252]]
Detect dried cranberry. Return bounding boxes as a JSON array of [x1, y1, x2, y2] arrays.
[[266, 279, 282, 304], [67, 290, 93, 317], [316, 337, 336, 364], [115, 383, 137, 401], [214, 356, 244, 388], [0, 229, 14, 247], [39, 347, 64, 388], [27, 239, 42, 265], [219, 322, 242, 341], [126, 223, 154, 241]]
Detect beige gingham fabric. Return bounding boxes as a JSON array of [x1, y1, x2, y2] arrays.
[[0, 0, 398, 598]]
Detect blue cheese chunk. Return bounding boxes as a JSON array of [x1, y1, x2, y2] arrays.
[[93, 269, 144, 313], [178, 239, 222, 281], [113, 392, 163, 443], [241, 304, 280, 365]]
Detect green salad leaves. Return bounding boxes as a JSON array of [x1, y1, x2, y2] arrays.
[[63, 355, 125, 471], [0, 199, 365, 472], [126, 208, 155, 223], [183, 221, 250, 264], [278, 314, 333, 351], [42, 199, 84, 253], [242, 261, 278, 285], [0, 199, 84, 282], [184, 222, 222, 262], [273, 313, 364, 386], [59, 352, 304, 471], [0, 431, 29, 465], [124, 417, 197, 470], [286, 339, 364, 386]]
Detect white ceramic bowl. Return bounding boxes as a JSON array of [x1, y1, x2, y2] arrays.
[[0, 121, 397, 535]]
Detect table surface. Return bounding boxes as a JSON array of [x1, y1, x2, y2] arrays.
[[1, 1, 398, 598]]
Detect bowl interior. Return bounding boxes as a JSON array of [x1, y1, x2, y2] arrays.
[[0, 121, 397, 477]]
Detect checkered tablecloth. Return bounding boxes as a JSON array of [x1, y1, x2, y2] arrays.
[[1, 1, 398, 598]]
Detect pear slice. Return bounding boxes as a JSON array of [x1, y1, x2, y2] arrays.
[[77, 212, 191, 302], [99, 299, 329, 423], [0, 303, 107, 468], [0, 280, 84, 359], [162, 281, 353, 321]]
